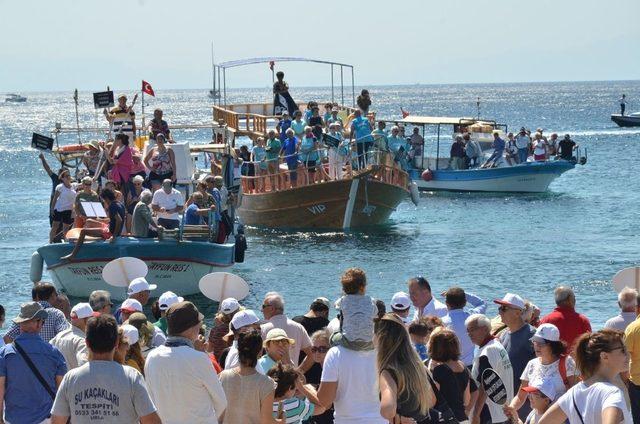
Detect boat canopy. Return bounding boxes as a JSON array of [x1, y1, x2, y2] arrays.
[[217, 57, 354, 69], [397, 116, 494, 126]]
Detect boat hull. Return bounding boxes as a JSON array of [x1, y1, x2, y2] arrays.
[[611, 114, 640, 127], [237, 177, 409, 230], [411, 161, 576, 193], [36, 238, 235, 300]]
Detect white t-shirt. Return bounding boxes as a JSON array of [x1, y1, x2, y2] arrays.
[[151, 188, 184, 221], [413, 297, 448, 320], [556, 381, 632, 424], [320, 346, 386, 424], [471, 338, 514, 423], [520, 356, 577, 399], [54, 184, 77, 211]]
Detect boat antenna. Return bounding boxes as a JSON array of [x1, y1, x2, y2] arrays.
[[73, 89, 81, 145], [476, 97, 480, 120]]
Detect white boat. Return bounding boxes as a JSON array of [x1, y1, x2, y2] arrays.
[[384, 115, 586, 193], [5, 93, 26, 102]]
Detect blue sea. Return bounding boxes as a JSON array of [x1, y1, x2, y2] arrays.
[[1, 80, 639, 328]]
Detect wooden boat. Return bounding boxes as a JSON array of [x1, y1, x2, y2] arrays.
[[211, 57, 411, 230]]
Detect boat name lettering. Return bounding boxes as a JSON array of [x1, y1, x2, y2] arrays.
[[148, 263, 190, 272], [68, 266, 104, 275], [361, 205, 377, 216], [307, 204, 326, 215]]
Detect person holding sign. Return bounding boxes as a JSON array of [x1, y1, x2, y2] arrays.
[[465, 313, 514, 424], [73, 176, 100, 227], [104, 94, 136, 142]]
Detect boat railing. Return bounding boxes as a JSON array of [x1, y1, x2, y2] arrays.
[[239, 147, 408, 194]]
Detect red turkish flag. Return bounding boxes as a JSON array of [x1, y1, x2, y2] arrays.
[[142, 80, 155, 96], [401, 107, 410, 118]]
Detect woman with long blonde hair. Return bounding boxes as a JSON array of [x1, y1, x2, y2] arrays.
[[376, 313, 434, 422]]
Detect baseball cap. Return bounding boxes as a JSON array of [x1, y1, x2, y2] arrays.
[[120, 298, 143, 313], [264, 328, 295, 346], [522, 378, 557, 401], [530, 323, 560, 343], [13, 302, 48, 324], [230, 309, 260, 331], [166, 301, 204, 336], [120, 324, 139, 345], [71, 302, 100, 319], [391, 292, 411, 311], [127, 277, 157, 296], [311, 297, 330, 309], [220, 298, 240, 314], [81, 176, 93, 185], [158, 291, 184, 311], [494, 293, 525, 310]]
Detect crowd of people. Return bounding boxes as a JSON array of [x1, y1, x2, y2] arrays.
[[0, 270, 638, 424]]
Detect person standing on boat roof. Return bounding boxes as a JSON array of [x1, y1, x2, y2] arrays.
[[273, 71, 298, 116], [482, 131, 506, 168], [350, 109, 373, 169], [449, 135, 466, 170], [151, 179, 184, 230], [620, 94, 627, 116], [558, 134, 577, 161], [515, 127, 531, 164], [464, 133, 483, 168], [281, 128, 300, 188], [148, 108, 172, 142], [104, 94, 136, 141]]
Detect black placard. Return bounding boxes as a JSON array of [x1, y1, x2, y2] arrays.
[[93, 91, 114, 109], [31, 133, 54, 151]]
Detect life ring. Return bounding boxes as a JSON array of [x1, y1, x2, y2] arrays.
[[58, 144, 89, 153], [421, 169, 433, 181]]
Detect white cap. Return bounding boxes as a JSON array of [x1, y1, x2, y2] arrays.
[[70, 302, 97, 319], [158, 291, 184, 311], [127, 277, 158, 296], [523, 378, 558, 401], [120, 298, 143, 313], [220, 298, 240, 314], [120, 324, 139, 345], [530, 323, 560, 343], [494, 293, 525, 310], [230, 309, 260, 330], [391, 292, 411, 311]]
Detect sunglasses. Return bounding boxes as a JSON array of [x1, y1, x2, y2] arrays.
[[261, 304, 272, 309], [498, 306, 514, 312], [311, 346, 330, 353]]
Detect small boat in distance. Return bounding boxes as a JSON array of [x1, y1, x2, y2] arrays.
[[611, 112, 640, 127], [5, 93, 27, 102]]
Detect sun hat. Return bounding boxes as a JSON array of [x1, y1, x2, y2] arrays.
[[522, 378, 558, 401], [230, 309, 260, 331], [493, 293, 525, 310], [13, 302, 48, 324], [391, 292, 411, 311], [264, 328, 295, 346], [132, 175, 145, 184], [120, 298, 143, 313], [88, 140, 100, 150], [166, 301, 204, 336], [158, 291, 184, 311], [311, 297, 331, 309], [71, 302, 100, 320], [127, 277, 157, 296], [220, 298, 240, 314], [81, 176, 93, 185], [120, 324, 139, 345], [530, 323, 560, 343]]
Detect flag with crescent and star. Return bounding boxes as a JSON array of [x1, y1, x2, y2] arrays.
[[142, 80, 155, 97]]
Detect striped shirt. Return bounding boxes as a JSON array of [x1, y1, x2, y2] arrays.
[[272, 397, 314, 423], [5, 301, 70, 342]]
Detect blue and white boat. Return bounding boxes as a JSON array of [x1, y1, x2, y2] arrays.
[[32, 237, 236, 301], [383, 116, 586, 193]]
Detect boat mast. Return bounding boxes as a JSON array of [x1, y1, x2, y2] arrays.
[[211, 42, 216, 98]]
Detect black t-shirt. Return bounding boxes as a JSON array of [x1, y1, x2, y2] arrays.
[[432, 363, 470, 422], [108, 201, 125, 234], [558, 139, 576, 159], [293, 315, 329, 337], [308, 116, 324, 140]]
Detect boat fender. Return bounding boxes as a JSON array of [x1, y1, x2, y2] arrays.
[[409, 181, 420, 206], [579, 156, 587, 165], [421, 169, 433, 181], [30, 251, 44, 283], [234, 231, 247, 263]]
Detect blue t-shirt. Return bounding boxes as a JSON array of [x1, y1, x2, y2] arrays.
[[0, 333, 67, 424], [351, 116, 372, 142], [207, 188, 222, 222], [283, 137, 299, 164], [493, 137, 506, 154], [299, 136, 318, 162], [279, 118, 292, 141], [184, 203, 203, 225], [108, 201, 125, 234], [291, 119, 306, 137]]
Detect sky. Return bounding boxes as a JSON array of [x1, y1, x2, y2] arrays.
[[1, 0, 638, 92]]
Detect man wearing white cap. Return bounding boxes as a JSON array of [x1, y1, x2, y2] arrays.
[[390, 292, 412, 323], [118, 298, 144, 324], [224, 309, 261, 369], [50, 302, 98, 370], [154, 291, 184, 335], [114, 277, 157, 324], [495, 293, 536, 421]]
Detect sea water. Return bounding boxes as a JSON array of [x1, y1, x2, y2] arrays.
[[0, 80, 639, 328]]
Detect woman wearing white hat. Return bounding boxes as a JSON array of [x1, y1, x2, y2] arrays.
[[508, 323, 578, 415], [207, 298, 242, 359]]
